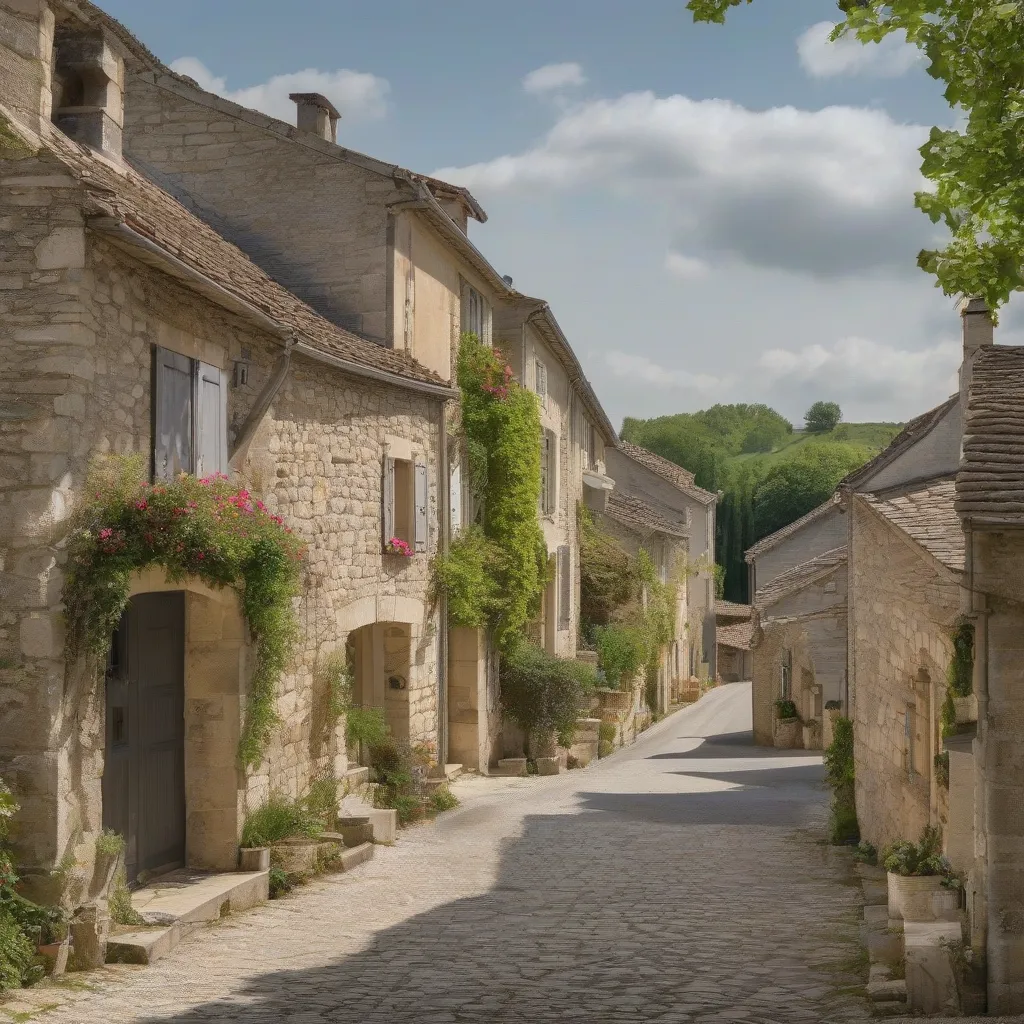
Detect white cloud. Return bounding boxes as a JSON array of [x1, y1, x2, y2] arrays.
[[169, 57, 390, 124], [522, 62, 586, 95], [433, 91, 932, 277], [664, 251, 709, 280], [797, 21, 921, 79], [757, 335, 959, 414], [604, 351, 727, 395]]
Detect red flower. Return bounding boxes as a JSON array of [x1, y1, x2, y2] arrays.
[[136, 500, 148, 511]]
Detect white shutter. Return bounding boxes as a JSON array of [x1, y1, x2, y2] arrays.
[[482, 298, 492, 346], [153, 346, 193, 480], [414, 460, 429, 553], [449, 461, 462, 537], [195, 362, 227, 478], [382, 457, 396, 550], [539, 433, 550, 513]]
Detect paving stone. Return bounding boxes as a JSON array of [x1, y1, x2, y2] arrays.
[[30, 684, 884, 1024]]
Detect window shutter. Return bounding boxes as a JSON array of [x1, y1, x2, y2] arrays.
[[153, 346, 193, 480], [558, 545, 571, 631], [449, 461, 462, 537], [482, 299, 493, 346], [414, 459, 429, 553], [539, 432, 550, 513], [460, 283, 470, 337], [195, 362, 227, 478], [535, 359, 547, 406], [382, 456, 396, 550]]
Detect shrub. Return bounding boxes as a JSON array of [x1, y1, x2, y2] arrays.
[[241, 795, 323, 848], [595, 623, 649, 690], [368, 738, 414, 791], [935, 751, 950, 788], [824, 699, 842, 711], [578, 504, 636, 629], [947, 616, 974, 697], [268, 867, 292, 899], [430, 787, 459, 812], [345, 707, 390, 749], [431, 525, 498, 630], [108, 868, 143, 927], [598, 721, 617, 758], [499, 641, 597, 741], [853, 841, 878, 866], [0, 911, 35, 990], [774, 698, 798, 721], [95, 829, 124, 857], [824, 716, 859, 845], [882, 826, 946, 877]]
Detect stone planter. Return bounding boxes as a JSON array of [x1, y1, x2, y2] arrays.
[[596, 688, 633, 714], [336, 817, 374, 847], [535, 756, 560, 776], [269, 838, 319, 877], [888, 873, 955, 921], [773, 717, 802, 750], [530, 731, 557, 759], [238, 847, 270, 872], [954, 695, 977, 725]]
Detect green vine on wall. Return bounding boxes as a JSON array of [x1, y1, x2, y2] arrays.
[[432, 334, 547, 650], [947, 616, 974, 698], [63, 455, 305, 769]]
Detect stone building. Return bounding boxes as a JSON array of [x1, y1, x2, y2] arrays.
[[745, 496, 847, 749], [0, 0, 455, 900], [605, 441, 717, 681], [715, 601, 752, 683], [60, 5, 618, 773], [595, 491, 690, 714], [956, 336, 1024, 1012]]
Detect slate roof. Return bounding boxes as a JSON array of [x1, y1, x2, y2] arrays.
[[717, 620, 754, 651], [843, 395, 957, 492], [616, 441, 717, 505], [754, 547, 847, 610], [863, 478, 964, 574], [745, 495, 841, 561], [604, 492, 689, 539], [715, 601, 752, 622], [19, 121, 448, 390], [957, 346, 1024, 525]]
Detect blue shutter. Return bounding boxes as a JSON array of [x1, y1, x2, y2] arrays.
[[153, 347, 193, 480], [195, 362, 227, 478]]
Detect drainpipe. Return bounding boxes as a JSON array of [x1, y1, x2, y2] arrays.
[[436, 402, 450, 769]]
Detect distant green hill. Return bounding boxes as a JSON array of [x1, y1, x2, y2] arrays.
[[620, 407, 902, 602]]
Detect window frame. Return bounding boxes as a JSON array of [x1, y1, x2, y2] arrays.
[[461, 281, 492, 346], [540, 428, 557, 516], [781, 649, 792, 700]]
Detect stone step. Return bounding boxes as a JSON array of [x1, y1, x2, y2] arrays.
[[338, 842, 374, 872], [492, 758, 527, 777], [866, 978, 907, 1003], [444, 763, 463, 781], [107, 869, 268, 966]]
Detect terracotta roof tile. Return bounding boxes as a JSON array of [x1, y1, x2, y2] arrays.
[[33, 127, 446, 389], [717, 620, 754, 651], [754, 546, 847, 610], [864, 478, 963, 573], [617, 441, 717, 505], [715, 601, 752, 621], [604, 492, 689, 539], [957, 346, 1024, 525]]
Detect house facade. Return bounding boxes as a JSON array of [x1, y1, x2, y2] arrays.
[[715, 601, 753, 683], [605, 441, 717, 683], [1, 1, 453, 901], [745, 497, 847, 749]]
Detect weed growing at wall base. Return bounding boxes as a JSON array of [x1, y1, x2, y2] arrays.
[[62, 455, 305, 769], [824, 716, 859, 845]]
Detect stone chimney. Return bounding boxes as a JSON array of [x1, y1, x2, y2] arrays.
[[0, 0, 57, 133], [51, 25, 126, 161], [958, 295, 994, 412], [289, 93, 340, 143]]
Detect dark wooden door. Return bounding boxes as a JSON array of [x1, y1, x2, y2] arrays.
[[103, 592, 186, 885]]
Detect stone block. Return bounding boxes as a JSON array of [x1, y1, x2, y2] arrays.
[[536, 756, 560, 776], [19, 612, 61, 659]]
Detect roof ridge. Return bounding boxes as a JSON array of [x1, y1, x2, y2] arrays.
[[745, 495, 840, 561], [754, 545, 847, 609], [616, 440, 717, 504]]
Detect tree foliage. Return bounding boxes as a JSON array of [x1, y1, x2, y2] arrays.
[[804, 400, 842, 434], [688, 0, 1024, 316], [752, 442, 871, 538]]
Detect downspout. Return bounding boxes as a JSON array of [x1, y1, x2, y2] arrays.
[[436, 402, 450, 769]]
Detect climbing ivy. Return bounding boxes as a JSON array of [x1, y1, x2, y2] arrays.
[[63, 454, 305, 769], [947, 615, 974, 698], [432, 334, 547, 650]]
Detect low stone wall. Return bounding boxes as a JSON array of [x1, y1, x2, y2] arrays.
[[566, 718, 600, 766]]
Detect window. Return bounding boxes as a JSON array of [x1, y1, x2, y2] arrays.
[[461, 282, 492, 345], [557, 544, 571, 632], [781, 649, 792, 700], [449, 459, 462, 537], [383, 455, 428, 554], [580, 412, 595, 470], [153, 346, 227, 481], [540, 430, 557, 515], [535, 358, 548, 409], [904, 706, 917, 775]]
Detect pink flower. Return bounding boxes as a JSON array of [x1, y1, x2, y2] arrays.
[[99, 528, 113, 540], [135, 500, 148, 511]]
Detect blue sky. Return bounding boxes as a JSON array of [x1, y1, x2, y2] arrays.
[[106, 0, 1005, 429]]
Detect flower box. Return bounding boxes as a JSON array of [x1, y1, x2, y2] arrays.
[[887, 872, 959, 922], [384, 537, 414, 557]]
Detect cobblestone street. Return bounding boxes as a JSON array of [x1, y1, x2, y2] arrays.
[[27, 684, 873, 1023]]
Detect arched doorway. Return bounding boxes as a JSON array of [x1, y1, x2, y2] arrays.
[[102, 592, 186, 886]]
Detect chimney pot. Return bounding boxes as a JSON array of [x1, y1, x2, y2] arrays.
[[959, 294, 995, 414], [289, 92, 340, 143]]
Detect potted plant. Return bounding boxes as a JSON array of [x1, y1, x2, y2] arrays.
[[883, 825, 960, 922], [773, 698, 802, 749], [384, 537, 414, 557]]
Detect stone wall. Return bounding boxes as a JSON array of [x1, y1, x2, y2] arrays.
[[1, 160, 442, 887], [849, 497, 958, 851], [752, 506, 846, 593]]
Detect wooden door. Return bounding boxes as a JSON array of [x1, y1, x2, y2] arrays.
[[103, 592, 186, 885]]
